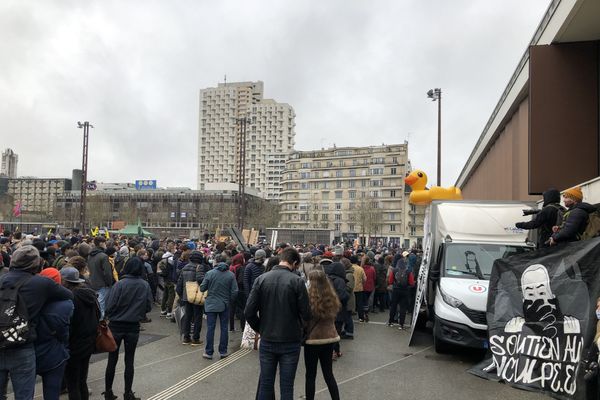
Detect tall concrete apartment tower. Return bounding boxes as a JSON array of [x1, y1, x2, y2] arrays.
[[197, 81, 295, 200], [1, 148, 18, 178]]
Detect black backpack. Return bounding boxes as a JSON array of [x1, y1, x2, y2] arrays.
[[0, 275, 33, 349], [394, 268, 409, 288]]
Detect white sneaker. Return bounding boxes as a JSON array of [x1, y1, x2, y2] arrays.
[[166, 313, 173, 319]]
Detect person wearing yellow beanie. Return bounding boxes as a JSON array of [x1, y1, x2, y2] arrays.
[[550, 186, 595, 245]]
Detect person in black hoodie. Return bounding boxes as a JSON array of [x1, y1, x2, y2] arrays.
[[515, 188, 565, 248], [323, 262, 348, 360], [103, 257, 152, 400], [550, 187, 597, 245], [60, 266, 99, 400]]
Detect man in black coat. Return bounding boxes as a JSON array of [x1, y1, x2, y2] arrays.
[[515, 188, 565, 248]]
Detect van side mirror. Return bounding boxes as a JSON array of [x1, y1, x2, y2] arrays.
[[430, 268, 440, 281]]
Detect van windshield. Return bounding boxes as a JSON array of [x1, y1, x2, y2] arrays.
[[444, 243, 532, 280]]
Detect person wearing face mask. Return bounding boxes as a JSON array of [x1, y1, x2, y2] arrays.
[[550, 187, 596, 245]]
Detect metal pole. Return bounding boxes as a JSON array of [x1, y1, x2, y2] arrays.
[[437, 90, 442, 187], [80, 122, 89, 234], [241, 118, 247, 230]]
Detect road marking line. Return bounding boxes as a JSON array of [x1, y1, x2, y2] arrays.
[[148, 349, 250, 400], [148, 348, 252, 400], [315, 346, 433, 394]]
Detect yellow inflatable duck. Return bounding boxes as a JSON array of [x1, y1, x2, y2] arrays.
[[404, 169, 462, 205]]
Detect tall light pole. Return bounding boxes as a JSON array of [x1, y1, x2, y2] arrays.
[[235, 117, 251, 230], [427, 88, 442, 186], [77, 121, 94, 235]]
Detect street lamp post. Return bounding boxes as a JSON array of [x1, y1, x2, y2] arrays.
[[77, 121, 94, 235], [235, 117, 251, 230], [427, 88, 442, 186]]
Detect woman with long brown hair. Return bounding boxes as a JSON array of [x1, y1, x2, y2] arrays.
[[304, 270, 341, 400]]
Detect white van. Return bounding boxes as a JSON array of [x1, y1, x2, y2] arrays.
[[414, 201, 535, 353]]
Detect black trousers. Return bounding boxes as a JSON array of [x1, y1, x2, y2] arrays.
[[105, 326, 140, 394], [65, 353, 92, 400], [229, 292, 247, 331], [389, 288, 409, 326], [304, 343, 340, 400]]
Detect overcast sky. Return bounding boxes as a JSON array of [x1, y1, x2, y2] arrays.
[[2, 0, 550, 188]]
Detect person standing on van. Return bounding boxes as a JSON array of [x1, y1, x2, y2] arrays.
[[388, 258, 415, 330], [515, 188, 565, 248], [550, 187, 596, 245]]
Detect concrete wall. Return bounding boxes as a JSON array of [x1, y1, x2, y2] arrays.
[[461, 98, 539, 202]]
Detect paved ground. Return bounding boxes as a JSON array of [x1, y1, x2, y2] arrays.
[[20, 305, 549, 400]]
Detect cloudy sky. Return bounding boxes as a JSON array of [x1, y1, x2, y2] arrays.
[[2, 0, 550, 188]]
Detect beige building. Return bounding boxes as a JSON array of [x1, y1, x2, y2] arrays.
[[279, 144, 425, 247], [1, 148, 18, 179], [197, 81, 295, 200], [7, 177, 72, 218]]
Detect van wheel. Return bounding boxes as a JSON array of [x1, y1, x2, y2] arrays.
[[433, 323, 449, 354]]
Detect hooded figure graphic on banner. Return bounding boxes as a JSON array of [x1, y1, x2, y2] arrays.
[[471, 238, 600, 400], [504, 264, 580, 336]]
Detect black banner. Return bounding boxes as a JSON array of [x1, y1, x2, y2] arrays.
[[470, 238, 600, 399]]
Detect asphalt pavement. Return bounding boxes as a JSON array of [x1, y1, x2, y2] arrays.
[[21, 305, 549, 400]]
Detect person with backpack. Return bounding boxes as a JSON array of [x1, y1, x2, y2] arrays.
[[35, 268, 74, 400], [550, 187, 598, 245], [176, 250, 206, 346], [158, 252, 176, 318], [515, 188, 565, 248], [387, 257, 415, 330], [0, 245, 73, 400]]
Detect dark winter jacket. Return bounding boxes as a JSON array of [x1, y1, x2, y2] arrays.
[[374, 261, 388, 292], [389, 266, 415, 293], [176, 262, 203, 302], [552, 202, 596, 243], [87, 248, 114, 290], [243, 259, 265, 297], [35, 299, 74, 373], [68, 287, 100, 359], [200, 262, 238, 313], [516, 189, 564, 247], [105, 258, 152, 327], [323, 262, 349, 307], [245, 265, 311, 343], [0, 270, 73, 344]]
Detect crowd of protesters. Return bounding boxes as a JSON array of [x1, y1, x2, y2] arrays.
[[0, 228, 421, 400]]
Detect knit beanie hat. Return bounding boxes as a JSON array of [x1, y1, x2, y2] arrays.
[[40, 267, 61, 284], [189, 250, 204, 263], [10, 245, 41, 272], [563, 187, 583, 202]]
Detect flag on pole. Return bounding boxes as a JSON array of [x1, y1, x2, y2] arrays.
[[12, 201, 22, 218]]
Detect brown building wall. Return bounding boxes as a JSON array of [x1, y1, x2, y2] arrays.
[[461, 98, 539, 202]]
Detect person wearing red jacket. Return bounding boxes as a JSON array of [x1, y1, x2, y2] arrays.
[[387, 256, 415, 330], [361, 252, 377, 323], [229, 252, 246, 332]]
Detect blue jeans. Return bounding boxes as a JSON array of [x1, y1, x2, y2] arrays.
[[96, 287, 111, 319], [0, 344, 37, 400], [258, 340, 301, 400], [205, 307, 229, 356], [40, 361, 67, 400], [342, 309, 354, 337]]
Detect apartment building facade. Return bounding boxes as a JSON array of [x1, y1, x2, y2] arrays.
[[197, 81, 295, 200], [1, 148, 18, 179], [7, 177, 72, 218], [279, 144, 424, 247]]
